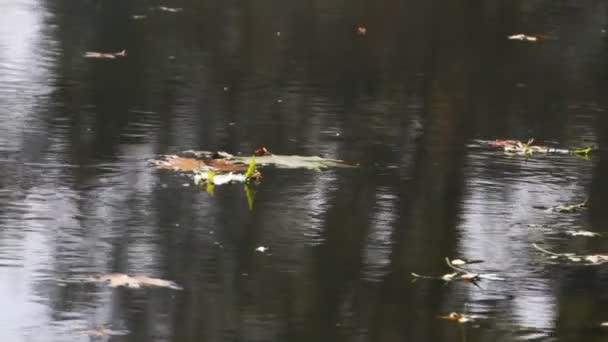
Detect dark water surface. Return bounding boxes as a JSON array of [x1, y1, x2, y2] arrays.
[[2, 0, 608, 341]]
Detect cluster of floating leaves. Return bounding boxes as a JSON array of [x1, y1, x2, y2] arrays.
[[482, 139, 592, 158], [533, 244, 608, 265]]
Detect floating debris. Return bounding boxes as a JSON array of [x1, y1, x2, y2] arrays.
[[193, 157, 261, 186], [481, 139, 592, 157], [450, 259, 484, 266], [81, 325, 129, 338], [151, 146, 356, 172], [412, 258, 504, 286], [437, 312, 480, 324], [256, 246, 268, 253], [508, 34, 539, 42], [132, 14, 147, 20], [356, 25, 367, 35], [565, 230, 600, 237], [150, 155, 206, 172], [84, 273, 183, 290], [533, 243, 608, 265], [551, 199, 590, 213], [83, 49, 127, 59], [152, 6, 183, 12]]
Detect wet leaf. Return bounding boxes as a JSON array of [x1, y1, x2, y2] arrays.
[[86, 273, 182, 290], [438, 312, 478, 324], [232, 154, 357, 170], [256, 246, 268, 253], [83, 49, 127, 59], [151, 156, 206, 172], [450, 259, 483, 266], [565, 230, 600, 237], [152, 6, 183, 12], [533, 243, 608, 265], [508, 34, 538, 42], [82, 325, 129, 337]]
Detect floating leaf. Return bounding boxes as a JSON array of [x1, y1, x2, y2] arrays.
[[152, 6, 183, 12], [232, 154, 357, 170], [437, 312, 479, 324], [533, 243, 608, 265], [508, 34, 538, 41], [565, 230, 600, 237], [81, 325, 129, 338], [83, 49, 127, 59], [85, 273, 183, 290]]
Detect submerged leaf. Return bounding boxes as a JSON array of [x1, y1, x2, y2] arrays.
[[244, 184, 256, 210]]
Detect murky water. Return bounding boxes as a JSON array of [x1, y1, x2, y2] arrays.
[[2, 0, 608, 341]]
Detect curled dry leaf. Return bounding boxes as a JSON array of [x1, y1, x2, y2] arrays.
[[87, 273, 183, 290]]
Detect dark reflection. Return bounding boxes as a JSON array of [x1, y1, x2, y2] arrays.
[[0, 0, 607, 341]]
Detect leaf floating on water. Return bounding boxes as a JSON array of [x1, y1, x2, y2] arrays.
[[86, 273, 183, 290], [232, 154, 357, 170], [256, 246, 268, 253], [150, 156, 206, 172], [450, 259, 484, 266], [508, 34, 539, 42], [411, 258, 502, 285], [83, 49, 127, 59], [533, 243, 608, 265], [551, 199, 590, 213], [565, 230, 601, 237], [152, 6, 183, 12], [437, 312, 479, 324], [82, 325, 129, 337]]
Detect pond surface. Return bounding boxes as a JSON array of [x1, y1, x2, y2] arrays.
[[1, 0, 608, 341]]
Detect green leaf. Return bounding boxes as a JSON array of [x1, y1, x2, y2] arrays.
[[245, 156, 257, 179], [573, 147, 592, 155], [244, 184, 255, 210]]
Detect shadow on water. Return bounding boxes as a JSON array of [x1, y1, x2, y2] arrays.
[[1, 0, 608, 341]]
